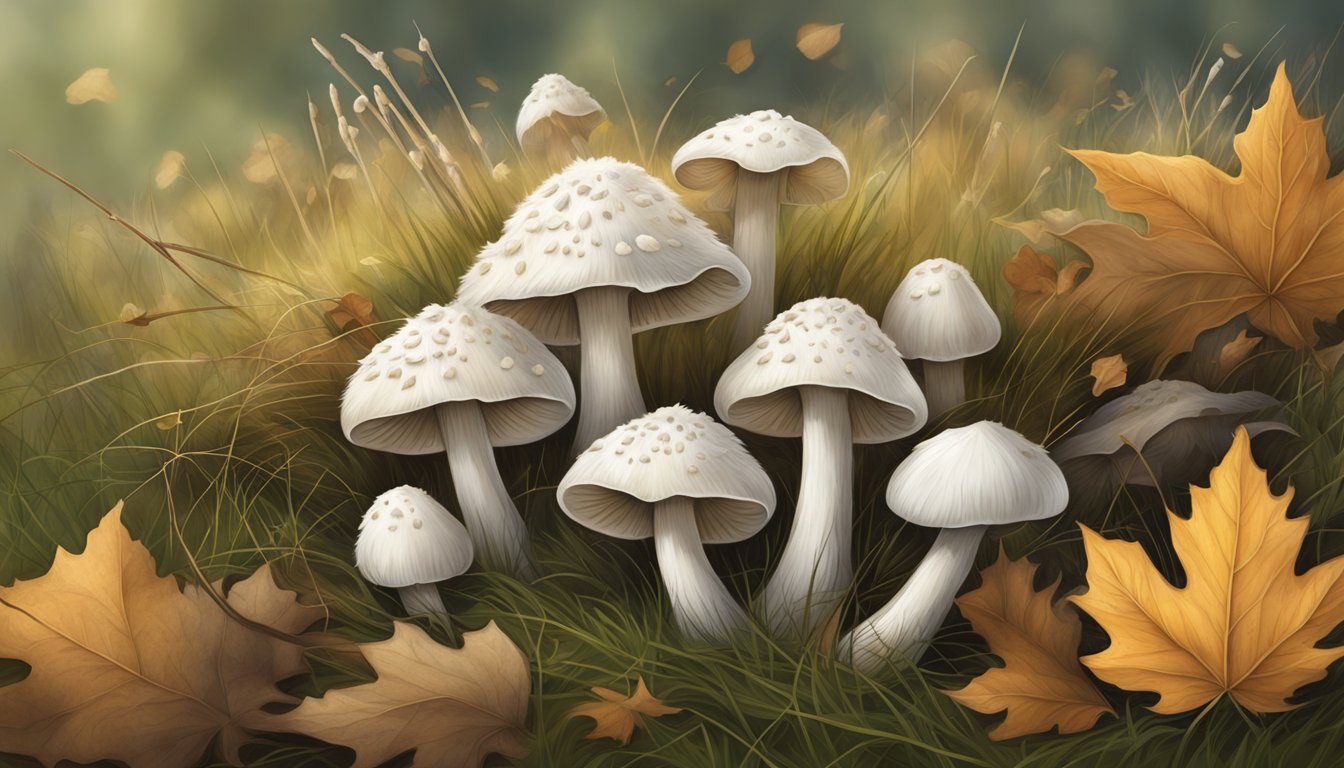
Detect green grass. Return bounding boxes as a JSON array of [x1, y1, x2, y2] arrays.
[[4, 31, 1344, 767]]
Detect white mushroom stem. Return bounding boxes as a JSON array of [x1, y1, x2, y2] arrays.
[[730, 170, 782, 351], [654, 497, 748, 642], [436, 401, 539, 580], [758, 385, 853, 640], [839, 525, 985, 674], [922, 359, 966, 420], [573, 285, 647, 450], [397, 583, 450, 622]]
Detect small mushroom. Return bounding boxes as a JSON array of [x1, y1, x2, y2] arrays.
[[355, 486, 474, 622], [715, 297, 927, 640], [839, 422, 1067, 673], [672, 110, 849, 351], [558, 405, 775, 642], [516, 74, 606, 166], [341, 303, 575, 579], [881, 258, 1001, 419]]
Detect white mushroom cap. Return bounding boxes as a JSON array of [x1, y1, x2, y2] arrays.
[[355, 486, 474, 588], [557, 405, 775, 543], [671, 109, 850, 211], [341, 303, 575, 454], [457, 157, 749, 344], [714, 297, 927, 442], [516, 73, 606, 149], [887, 421, 1068, 529], [882, 258, 1001, 361]]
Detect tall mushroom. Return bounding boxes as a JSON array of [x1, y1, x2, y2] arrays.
[[715, 297, 927, 640], [839, 421, 1068, 673], [355, 486, 474, 622], [458, 157, 750, 451], [341, 303, 575, 579], [881, 258, 1000, 419], [672, 110, 849, 351], [559, 405, 775, 642], [517, 74, 606, 166]]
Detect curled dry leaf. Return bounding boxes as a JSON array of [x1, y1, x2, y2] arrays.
[[1217, 329, 1262, 377], [154, 150, 185, 189], [796, 23, 844, 60], [1001, 244, 1088, 326], [327, 292, 377, 346], [65, 67, 119, 104], [476, 75, 500, 92], [726, 39, 755, 74], [566, 677, 682, 746], [1089, 354, 1127, 396]]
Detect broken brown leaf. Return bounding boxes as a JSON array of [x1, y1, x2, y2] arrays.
[[567, 677, 682, 746]]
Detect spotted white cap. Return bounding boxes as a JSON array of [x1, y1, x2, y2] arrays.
[[341, 303, 575, 453], [714, 297, 927, 442], [881, 258, 1001, 362], [355, 486, 474, 588], [557, 405, 775, 543], [671, 109, 849, 211], [887, 422, 1068, 529], [457, 157, 749, 344], [516, 73, 605, 150]]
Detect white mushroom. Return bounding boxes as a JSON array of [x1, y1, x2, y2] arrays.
[[715, 297, 927, 641], [839, 422, 1067, 673], [558, 405, 775, 642], [672, 110, 849, 351], [516, 73, 606, 165], [881, 258, 1001, 419], [355, 486, 474, 621], [459, 157, 750, 451], [341, 303, 575, 579]]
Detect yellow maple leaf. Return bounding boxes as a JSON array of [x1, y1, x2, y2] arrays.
[[945, 550, 1114, 739], [1072, 427, 1344, 714], [566, 677, 682, 746], [1057, 63, 1344, 366]]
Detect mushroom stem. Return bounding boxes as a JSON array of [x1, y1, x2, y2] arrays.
[[730, 170, 781, 351], [654, 497, 748, 642], [573, 285, 646, 450], [397, 583, 450, 622], [922, 359, 966, 420], [758, 385, 853, 640], [839, 525, 985, 673], [436, 401, 539, 579]]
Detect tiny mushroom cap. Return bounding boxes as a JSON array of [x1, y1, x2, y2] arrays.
[[340, 303, 575, 453], [558, 405, 775, 543], [516, 73, 606, 150], [715, 297, 927, 442], [671, 109, 850, 211], [882, 258, 1001, 362], [355, 486, 474, 588]]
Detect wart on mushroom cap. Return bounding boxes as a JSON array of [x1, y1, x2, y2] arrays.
[[355, 485, 474, 622], [558, 405, 775, 642], [516, 73, 606, 165], [715, 297, 927, 641]]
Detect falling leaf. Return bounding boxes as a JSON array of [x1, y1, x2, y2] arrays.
[[65, 67, 118, 104], [491, 161, 512, 182], [154, 150, 185, 189], [796, 23, 843, 60], [945, 550, 1113, 740], [0, 504, 322, 767], [267, 622, 530, 768], [391, 47, 422, 64], [566, 677, 682, 746], [327, 292, 376, 345], [242, 133, 288, 183], [1223, 42, 1243, 59], [1089, 354, 1127, 396], [664, 76, 678, 87], [470, 101, 490, 109], [1112, 89, 1136, 111], [1053, 63, 1344, 367], [725, 39, 755, 74], [155, 411, 182, 430], [1073, 428, 1344, 714], [330, 162, 359, 180], [1217, 329, 1262, 377], [476, 75, 499, 92], [1001, 245, 1088, 325]]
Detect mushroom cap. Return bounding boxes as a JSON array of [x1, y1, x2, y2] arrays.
[[457, 157, 750, 344], [670, 109, 850, 212], [557, 405, 775, 543], [341, 303, 575, 454], [887, 421, 1068, 529], [714, 297, 927, 443], [516, 73, 606, 148], [355, 486, 474, 588], [881, 258, 1001, 362]]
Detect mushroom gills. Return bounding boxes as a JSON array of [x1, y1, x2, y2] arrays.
[[730, 170, 782, 351], [572, 285, 647, 450], [653, 496, 749, 642]]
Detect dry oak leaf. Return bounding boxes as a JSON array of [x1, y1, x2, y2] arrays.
[[0, 503, 323, 768], [725, 39, 755, 74], [267, 621, 530, 768], [1056, 63, 1344, 367], [1090, 354, 1128, 396], [1001, 244, 1088, 326], [945, 550, 1113, 739], [567, 677, 682, 746], [1072, 427, 1344, 714], [796, 23, 843, 60]]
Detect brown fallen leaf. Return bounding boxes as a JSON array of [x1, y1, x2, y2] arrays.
[[267, 622, 530, 768], [0, 504, 322, 768], [796, 23, 843, 60], [327, 292, 378, 346], [726, 39, 755, 74], [1217, 329, 1262, 377], [1001, 245, 1087, 325], [566, 677, 682, 746], [476, 75, 499, 92], [1090, 354, 1127, 396], [66, 67, 118, 104]]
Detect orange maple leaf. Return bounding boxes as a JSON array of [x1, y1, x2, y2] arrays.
[[1001, 244, 1087, 326], [566, 677, 682, 746]]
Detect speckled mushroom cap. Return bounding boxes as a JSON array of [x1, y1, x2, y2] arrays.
[[557, 405, 775, 543], [887, 422, 1068, 529], [714, 297, 927, 443], [671, 110, 850, 211], [457, 157, 750, 344], [355, 486, 474, 588], [882, 258, 1001, 362], [341, 303, 575, 454], [516, 73, 606, 149]]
